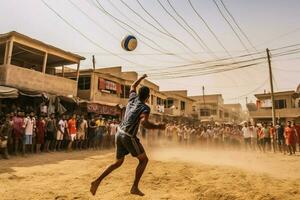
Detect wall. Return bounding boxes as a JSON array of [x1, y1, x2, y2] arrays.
[[0, 64, 77, 96]]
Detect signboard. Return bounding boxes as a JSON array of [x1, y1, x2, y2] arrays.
[[87, 103, 121, 116], [260, 99, 272, 108]]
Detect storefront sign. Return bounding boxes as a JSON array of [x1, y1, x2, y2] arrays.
[[87, 103, 121, 116]]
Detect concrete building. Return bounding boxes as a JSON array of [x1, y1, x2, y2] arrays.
[[162, 90, 196, 118], [223, 104, 243, 123], [190, 94, 243, 123], [62, 66, 166, 116], [0, 31, 85, 96], [249, 90, 300, 123]]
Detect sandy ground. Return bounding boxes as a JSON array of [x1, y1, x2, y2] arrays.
[[0, 147, 300, 200]]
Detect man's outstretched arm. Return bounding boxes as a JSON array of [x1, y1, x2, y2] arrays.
[[130, 74, 147, 92], [140, 113, 165, 130]]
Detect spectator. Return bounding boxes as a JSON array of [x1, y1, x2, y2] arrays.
[[36, 116, 46, 153], [57, 115, 67, 151], [45, 114, 57, 152], [67, 114, 77, 151], [12, 112, 25, 155], [77, 115, 88, 150], [242, 122, 251, 150], [23, 112, 36, 154], [0, 115, 13, 159], [284, 121, 297, 155]]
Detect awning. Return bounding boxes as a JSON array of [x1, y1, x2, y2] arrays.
[[0, 86, 19, 99], [19, 90, 45, 98], [91, 100, 119, 107]]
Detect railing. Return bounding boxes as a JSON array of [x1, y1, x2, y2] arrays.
[[0, 64, 77, 96]]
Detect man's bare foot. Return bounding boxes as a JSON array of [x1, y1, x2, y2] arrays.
[[90, 180, 100, 196], [130, 186, 145, 196]]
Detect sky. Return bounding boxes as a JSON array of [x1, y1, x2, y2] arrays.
[[1, 0, 300, 107]]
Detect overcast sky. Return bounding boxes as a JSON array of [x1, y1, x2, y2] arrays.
[[1, 0, 300, 107]]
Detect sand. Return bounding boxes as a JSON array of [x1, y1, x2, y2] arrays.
[[0, 147, 300, 200]]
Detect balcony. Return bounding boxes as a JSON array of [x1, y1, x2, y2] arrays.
[[249, 108, 300, 119], [0, 64, 77, 96]]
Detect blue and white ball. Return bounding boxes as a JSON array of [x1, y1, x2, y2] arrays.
[[121, 35, 137, 51]]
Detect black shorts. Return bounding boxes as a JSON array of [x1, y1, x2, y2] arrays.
[[115, 131, 145, 160]]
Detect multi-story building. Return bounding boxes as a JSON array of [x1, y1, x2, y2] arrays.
[[0, 31, 85, 96], [62, 67, 166, 117], [223, 103, 243, 123], [162, 90, 195, 118], [249, 90, 300, 123], [190, 94, 243, 123]]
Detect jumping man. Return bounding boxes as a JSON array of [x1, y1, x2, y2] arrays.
[[90, 74, 165, 196]]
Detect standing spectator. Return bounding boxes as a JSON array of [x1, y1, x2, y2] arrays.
[[269, 123, 276, 152], [276, 122, 285, 154], [257, 125, 265, 152], [45, 114, 57, 152], [57, 115, 67, 151], [262, 123, 271, 151], [109, 119, 118, 148], [242, 122, 251, 150], [284, 121, 297, 155], [23, 112, 36, 154], [0, 115, 13, 159], [77, 115, 88, 150], [67, 114, 77, 151], [12, 112, 25, 155], [88, 116, 97, 149], [250, 124, 257, 151], [36, 116, 46, 153]]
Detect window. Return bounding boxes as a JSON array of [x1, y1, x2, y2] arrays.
[[120, 85, 130, 98], [224, 112, 229, 118], [275, 99, 286, 109], [192, 106, 196, 112], [151, 95, 154, 105], [219, 110, 223, 118], [166, 99, 174, 108], [200, 109, 210, 116], [180, 101, 186, 110], [157, 97, 163, 105], [211, 109, 217, 115], [78, 76, 91, 90]]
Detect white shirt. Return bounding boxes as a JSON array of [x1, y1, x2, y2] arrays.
[[24, 117, 36, 135], [58, 119, 66, 133], [242, 126, 251, 138], [110, 123, 118, 136]]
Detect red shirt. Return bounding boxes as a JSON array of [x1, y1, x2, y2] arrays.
[[68, 119, 77, 135]]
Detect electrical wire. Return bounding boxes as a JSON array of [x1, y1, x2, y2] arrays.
[[219, 0, 257, 51], [156, 0, 205, 50], [166, 0, 216, 58], [135, 0, 197, 55]]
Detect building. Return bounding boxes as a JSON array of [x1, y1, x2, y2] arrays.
[[162, 90, 195, 118], [0, 31, 85, 96], [62, 66, 166, 118], [190, 94, 243, 123], [249, 90, 300, 123], [223, 103, 243, 123]]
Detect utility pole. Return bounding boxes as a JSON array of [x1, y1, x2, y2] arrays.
[[92, 55, 96, 72], [245, 96, 248, 104], [266, 48, 276, 125], [202, 86, 206, 107]]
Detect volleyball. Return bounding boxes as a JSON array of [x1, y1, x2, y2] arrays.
[[121, 35, 137, 51]]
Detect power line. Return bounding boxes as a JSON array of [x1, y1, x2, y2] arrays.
[[115, 0, 195, 62], [135, 0, 197, 55], [212, 0, 251, 53], [92, 0, 173, 54], [219, 0, 257, 51], [187, 0, 232, 57], [166, 0, 216, 58], [156, 0, 205, 50], [40, 0, 149, 67]]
